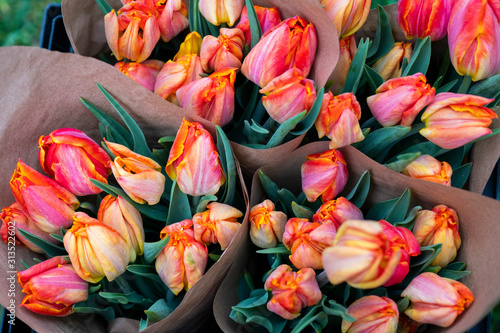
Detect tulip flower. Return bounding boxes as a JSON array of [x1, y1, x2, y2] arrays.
[[115, 60, 164, 92], [264, 264, 322, 320], [156, 219, 208, 295], [413, 205, 461, 267], [63, 212, 132, 283], [241, 16, 317, 88], [341, 296, 399, 333], [157, 0, 189, 42], [193, 202, 243, 250], [315, 91, 364, 149], [282, 218, 337, 269], [321, 0, 371, 37], [322, 220, 403, 289], [397, 0, 452, 41], [177, 67, 237, 126], [1, 202, 59, 253], [372, 42, 413, 81], [301, 149, 348, 202], [419, 92, 498, 149], [198, 0, 244, 26], [249, 199, 287, 249], [329, 35, 357, 94], [17, 256, 88, 317], [448, 0, 500, 81], [104, 0, 161, 62], [235, 5, 281, 47], [401, 272, 474, 327], [260, 68, 317, 124], [200, 28, 245, 72], [10, 160, 79, 233], [38, 128, 112, 196], [402, 155, 453, 186], [312, 196, 363, 228], [166, 119, 225, 196], [98, 195, 145, 257], [367, 73, 435, 127], [105, 140, 166, 205]]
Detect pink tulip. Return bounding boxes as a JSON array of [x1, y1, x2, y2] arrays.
[[321, 0, 371, 37], [198, 0, 244, 26], [312, 196, 363, 228], [249, 199, 287, 249], [372, 42, 413, 81], [329, 35, 357, 94], [397, 0, 452, 41], [402, 155, 453, 186], [115, 60, 165, 92], [157, 0, 189, 42], [235, 5, 281, 47], [200, 28, 245, 72], [342, 296, 399, 333]]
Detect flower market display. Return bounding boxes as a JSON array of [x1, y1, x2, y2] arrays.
[[1, 0, 500, 331]]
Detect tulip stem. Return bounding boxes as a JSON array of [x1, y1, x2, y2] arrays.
[[316, 271, 330, 288], [114, 275, 133, 294], [457, 75, 472, 94]]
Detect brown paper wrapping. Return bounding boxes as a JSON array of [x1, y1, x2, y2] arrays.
[[213, 141, 500, 333], [0, 46, 249, 332]]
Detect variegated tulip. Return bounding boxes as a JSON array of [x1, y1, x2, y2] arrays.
[[104, 0, 160, 62], [322, 220, 402, 289], [282, 218, 336, 269], [401, 272, 474, 327], [157, 0, 189, 42], [402, 155, 453, 186], [301, 149, 348, 202], [397, 0, 452, 41], [372, 42, 412, 81], [17, 256, 88, 317], [1, 202, 59, 253], [105, 140, 165, 205], [413, 205, 461, 267], [177, 67, 237, 126], [115, 60, 164, 92], [367, 73, 435, 127], [448, 0, 500, 81], [235, 5, 281, 47], [321, 0, 371, 37], [63, 212, 132, 283], [155, 219, 208, 295], [10, 160, 79, 233], [241, 16, 317, 88], [98, 195, 145, 257], [329, 35, 357, 94], [200, 28, 245, 72], [342, 296, 399, 333], [39, 128, 112, 196], [198, 0, 244, 26], [312, 196, 363, 228], [166, 119, 225, 196], [419, 92, 498, 149], [260, 68, 317, 124], [264, 264, 322, 320], [249, 199, 287, 249], [193, 202, 243, 250], [315, 91, 364, 149]]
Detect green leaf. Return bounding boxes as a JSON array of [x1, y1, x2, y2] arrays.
[[216, 126, 237, 205], [368, 287, 388, 297], [139, 318, 148, 331], [364, 65, 384, 94], [366, 5, 395, 60], [265, 111, 306, 148], [196, 195, 218, 213], [291, 201, 314, 219], [49, 233, 64, 242], [385, 152, 421, 172], [468, 73, 500, 100], [356, 126, 412, 159], [127, 265, 165, 285], [445, 262, 467, 271], [290, 87, 324, 135], [166, 180, 192, 225], [412, 243, 442, 274], [436, 79, 459, 94], [322, 298, 355, 321], [246, 316, 274, 332], [397, 141, 443, 157], [344, 171, 370, 208], [290, 305, 324, 333], [451, 162, 472, 189], [342, 38, 370, 94], [402, 37, 431, 76], [245, 0, 262, 49], [232, 289, 269, 310], [143, 236, 170, 264], [73, 306, 115, 322], [18, 228, 66, 257], [95, 0, 113, 15], [278, 188, 298, 216], [258, 170, 280, 202], [457, 75, 473, 94], [99, 291, 151, 305], [394, 205, 422, 229], [397, 297, 410, 313], [438, 269, 471, 280], [256, 244, 291, 254], [144, 299, 175, 323], [384, 189, 411, 224]]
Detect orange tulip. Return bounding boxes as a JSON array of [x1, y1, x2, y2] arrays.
[[312, 196, 363, 228], [402, 155, 453, 186], [397, 0, 452, 41], [321, 0, 371, 37], [166, 119, 225, 196], [342, 296, 399, 333], [372, 42, 413, 81], [235, 5, 281, 47], [198, 0, 244, 26], [249, 199, 287, 249], [329, 35, 357, 94], [157, 0, 189, 42], [200, 28, 245, 72], [115, 60, 164, 92]]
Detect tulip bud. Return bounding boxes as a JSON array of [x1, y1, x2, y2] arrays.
[[105, 140, 166, 205], [315, 91, 364, 149], [241, 16, 317, 88], [329, 35, 357, 94], [156, 219, 208, 295], [282, 218, 336, 269], [193, 202, 243, 250], [10, 160, 79, 233], [419, 92, 498, 149], [177, 67, 237, 126], [321, 0, 371, 37], [342, 296, 399, 333], [372, 42, 413, 81], [448, 0, 500, 81], [260, 68, 317, 124], [174, 31, 203, 61], [157, 0, 189, 42], [367, 73, 435, 127], [264, 264, 322, 320], [397, 0, 452, 41], [413, 205, 461, 267], [235, 5, 281, 47], [64, 212, 132, 283], [115, 60, 164, 92], [301, 149, 348, 202], [312, 196, 363, 228], [200, 28, 245, 72], [166, 119, 225, 196], [17, 256, 88, 317], [401, 272, 474, 327], [249, 199, 287, 249], [402, 155, 453, 186], [39, 128, 112, 196], [198, 0, 244, 26]]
